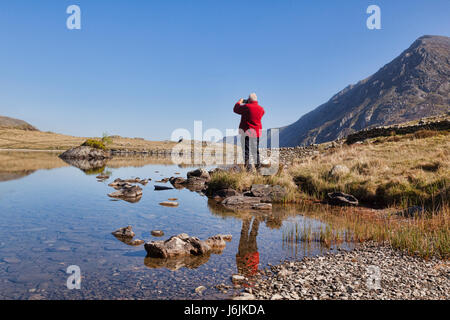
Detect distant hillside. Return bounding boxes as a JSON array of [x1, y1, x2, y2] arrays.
[[0, 116, 38, 131], [275, 35, 450, 147]]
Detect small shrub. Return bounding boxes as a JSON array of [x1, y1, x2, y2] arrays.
[[81, 139, 106, 150]]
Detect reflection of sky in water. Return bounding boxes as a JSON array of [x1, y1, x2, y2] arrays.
[[0, 157, 348, 299]]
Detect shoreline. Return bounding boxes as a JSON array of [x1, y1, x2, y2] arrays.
[[233, 242, 449, 300]]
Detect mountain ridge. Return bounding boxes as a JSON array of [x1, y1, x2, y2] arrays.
[[274, 35, 450, 147]]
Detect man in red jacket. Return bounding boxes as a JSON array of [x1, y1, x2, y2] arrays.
[[233, 93, 265, 170]]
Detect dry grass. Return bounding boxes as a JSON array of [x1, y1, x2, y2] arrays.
[[289, 131, 450, 207], [208, 168, 299, 202], [0, 128, 177, 151]]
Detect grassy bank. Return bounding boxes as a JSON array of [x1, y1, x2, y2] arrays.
[[289, 130, 449, 207]]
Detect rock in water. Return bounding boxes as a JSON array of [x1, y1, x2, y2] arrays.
[[144, 233, 232, 259], [159, 201, 179, 207], [187, 168, 211, 181], [59, 146, 111, 160], [327, 192, 358, 206], [151, 230, 165, 237], [108, 185, 143, 199], [112, 226, 135, 238]]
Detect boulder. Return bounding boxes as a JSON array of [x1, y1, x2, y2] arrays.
[[329, 165, 350, 179], [169, 176, 187, 186], [144, 233, 232, 259], [212, 188, 239, 200], [327, 192, 358, 206], [187, 168, 211, 182], [59, 146, 111, 160], [250, 184, 288, 202]]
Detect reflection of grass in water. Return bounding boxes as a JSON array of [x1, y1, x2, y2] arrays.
[[282, 221, 345, 249]]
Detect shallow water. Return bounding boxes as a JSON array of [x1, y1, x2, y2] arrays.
[[0, 152, 350, 300]]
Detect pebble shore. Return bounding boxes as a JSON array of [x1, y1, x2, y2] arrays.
[[238, 242, 449, 300]]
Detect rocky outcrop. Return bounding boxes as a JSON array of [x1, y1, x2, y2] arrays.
[[327, 192, 359, 206], [144, 233, 232, 259], [59, 146, 111, 160]]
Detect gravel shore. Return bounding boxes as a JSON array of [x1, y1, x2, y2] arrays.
[[240, 242, 449, 300]]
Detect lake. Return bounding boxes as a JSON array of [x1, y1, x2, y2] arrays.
[[0, 151, 350, 299]]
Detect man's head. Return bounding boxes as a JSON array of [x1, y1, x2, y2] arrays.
[[248, 93, 258, 102]]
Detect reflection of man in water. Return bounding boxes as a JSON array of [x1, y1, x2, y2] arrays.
[[236, 216, 261, 277]]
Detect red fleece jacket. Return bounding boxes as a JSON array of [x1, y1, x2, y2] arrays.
[[233, 100, 265, 137]]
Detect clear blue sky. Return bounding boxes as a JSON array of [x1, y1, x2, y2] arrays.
[[0, 0, 449, 140]]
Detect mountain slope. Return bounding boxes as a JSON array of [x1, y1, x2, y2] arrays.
[[277, 35, 450, 147], [0, 115, 38, 131]]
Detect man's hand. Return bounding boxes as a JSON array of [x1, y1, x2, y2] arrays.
[[239, 98, 244, 104]]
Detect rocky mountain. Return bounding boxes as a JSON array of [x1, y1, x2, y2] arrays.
[[0, 115, 38, 131], [275, 35, 450, 147]]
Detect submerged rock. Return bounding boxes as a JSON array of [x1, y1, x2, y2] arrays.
[[327, 192, 359, 206], [144, 233, 232, 259], [151, 230, 165, 237], [59, 146, 111, 160]]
